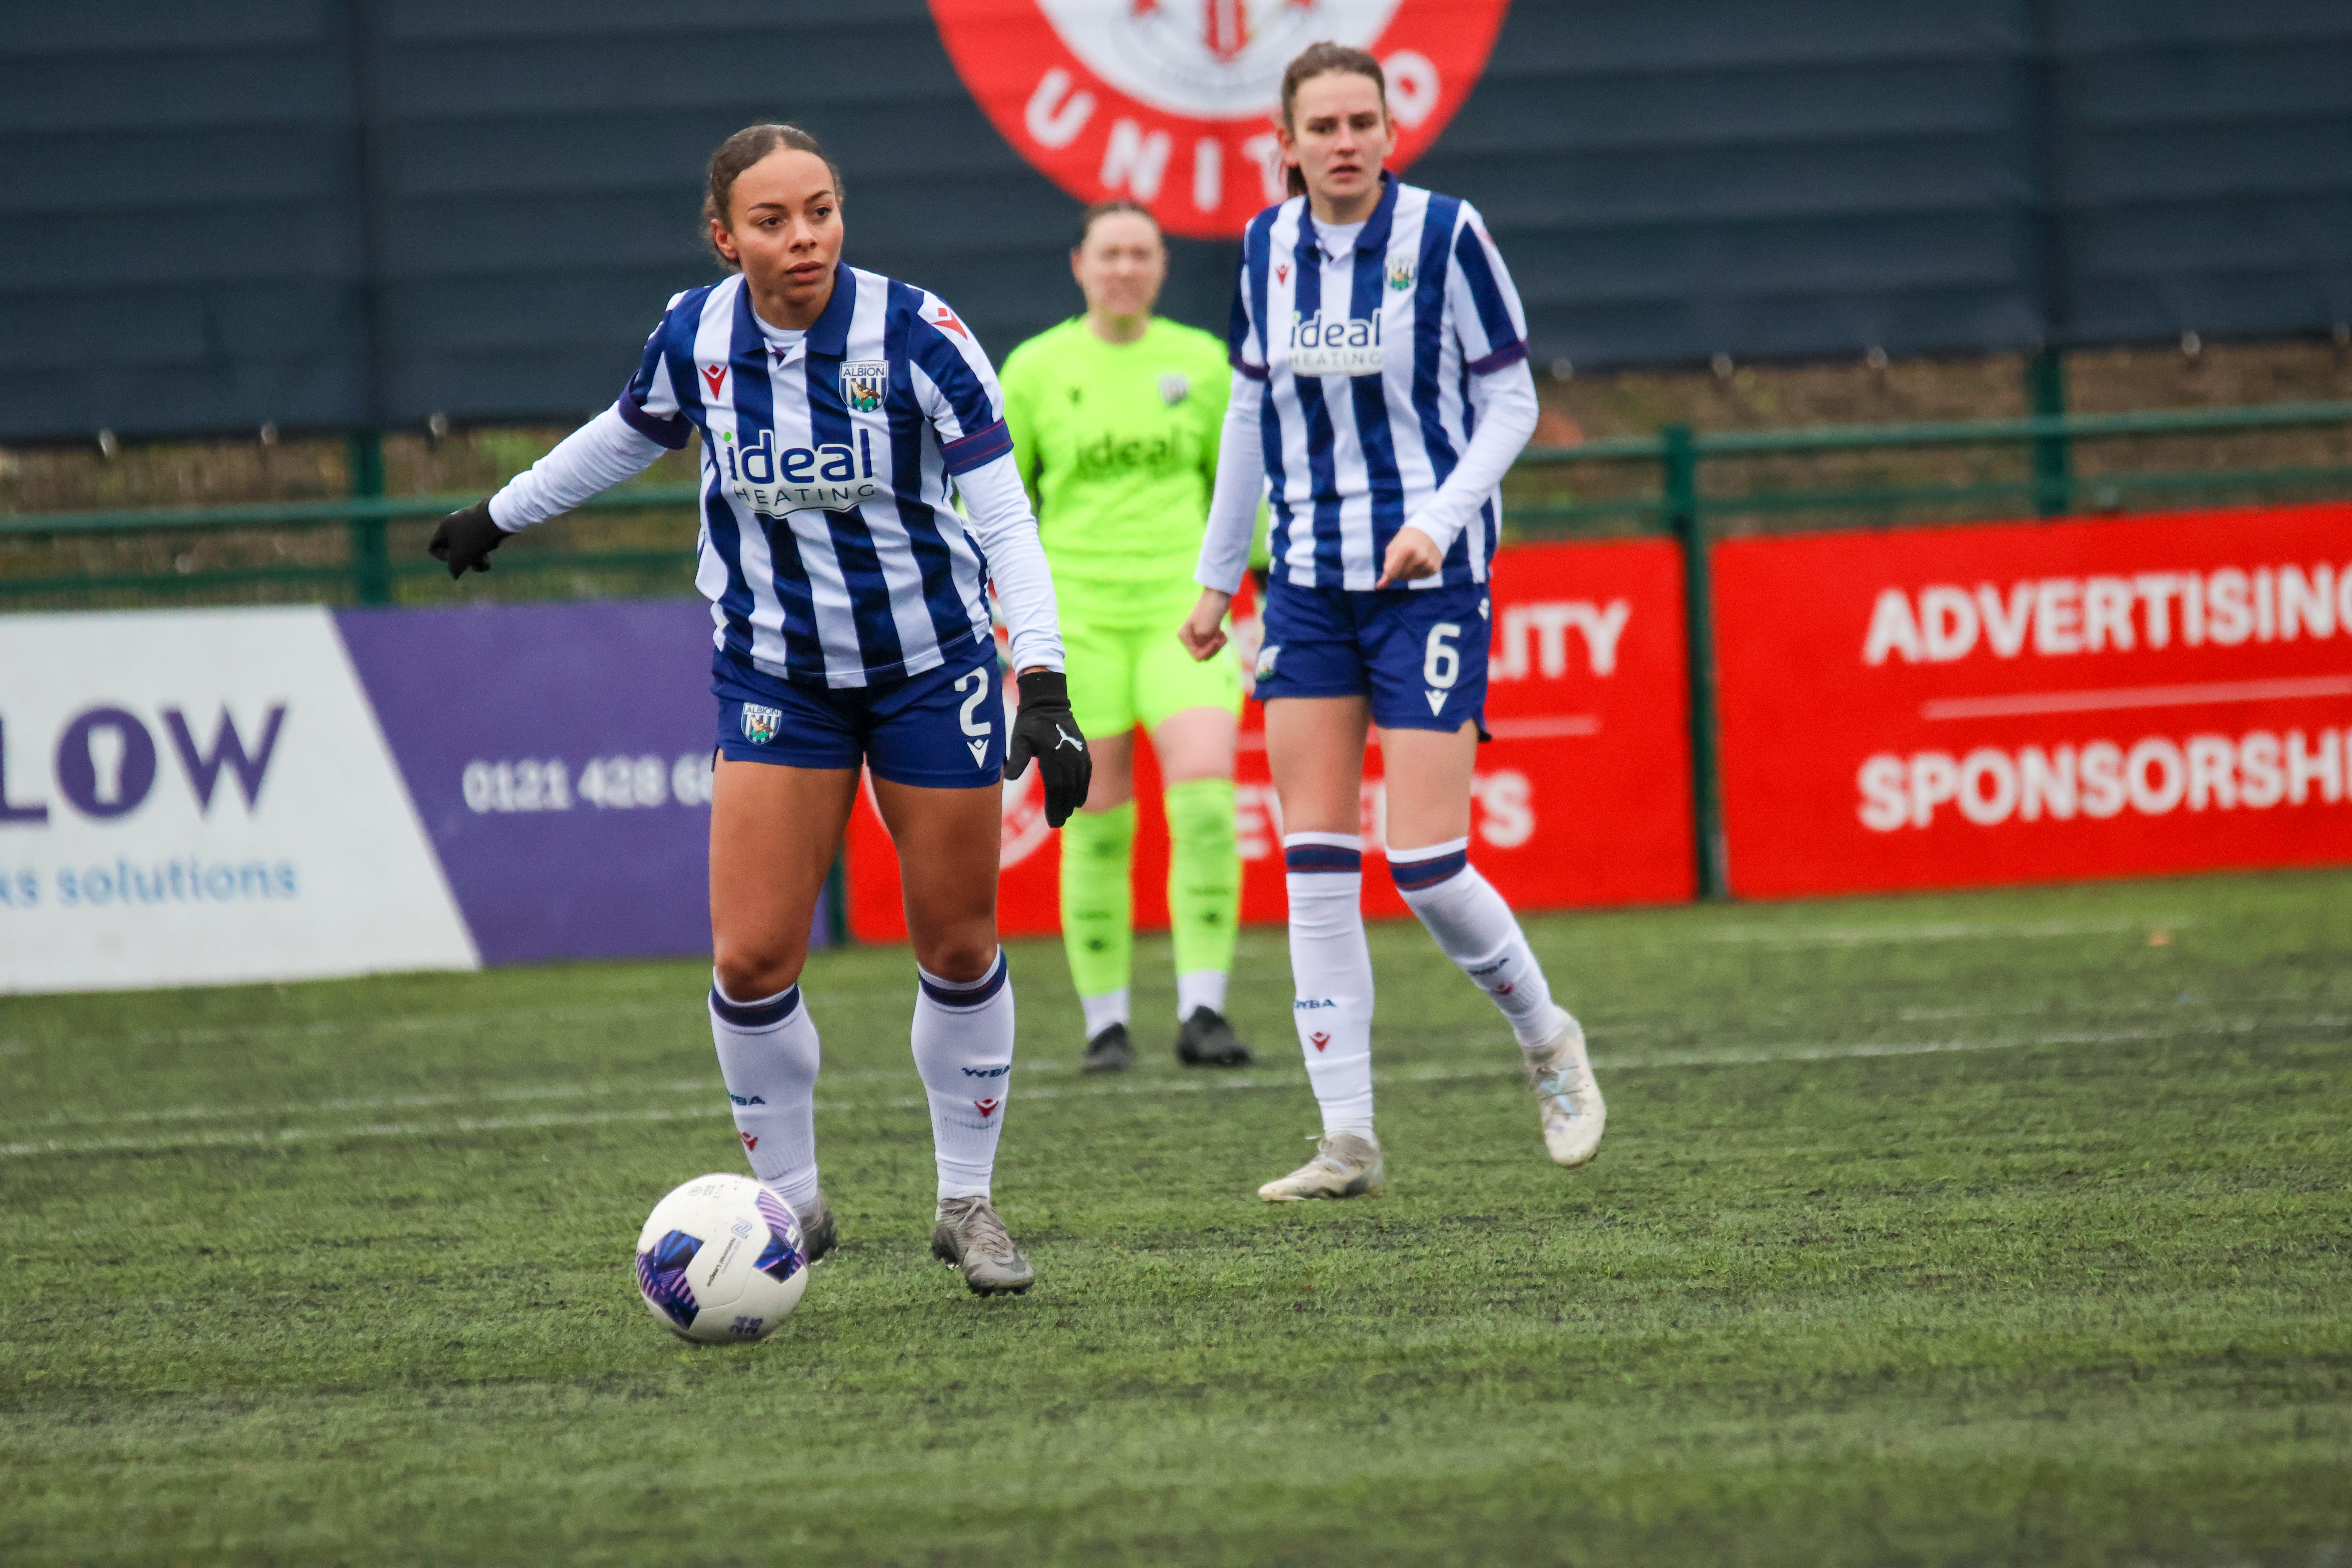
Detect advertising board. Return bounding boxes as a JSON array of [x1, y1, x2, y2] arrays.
[[845, 537, 1696, 942], [2, 598, 825, 994], [337, 601, 729, 967], [1712, 503, 2352, 897], [0, 607, 476, 992]]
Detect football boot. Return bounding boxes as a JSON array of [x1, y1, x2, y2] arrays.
[[1174, 1006, 1253, 1068], [931, 1196, 1035, 1296], [1081, 1021, 1134, 1074], [1524, 1015, 1606, 1167], [795, 1190, 837, 1265], [1257, 1131, 1385, 1201]]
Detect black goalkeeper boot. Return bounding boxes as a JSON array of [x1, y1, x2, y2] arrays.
[[1081, 1022, 1134, 1074], [1174, 1006, 1253, 1068]]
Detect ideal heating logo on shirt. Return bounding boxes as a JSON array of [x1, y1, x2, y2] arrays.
[[722, 426, 883, 515], [1287, 310, 1383, 377]]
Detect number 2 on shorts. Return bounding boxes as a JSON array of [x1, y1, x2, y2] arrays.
[[955, 670, 994, 734]]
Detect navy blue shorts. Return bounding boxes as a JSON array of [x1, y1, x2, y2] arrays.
[[713, 644, 1005, 789], [1254, 578, 1490, 733]]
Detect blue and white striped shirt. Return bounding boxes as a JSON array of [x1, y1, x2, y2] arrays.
[[621, 265, 1026, 687], [1218, 176, 1531, 592]]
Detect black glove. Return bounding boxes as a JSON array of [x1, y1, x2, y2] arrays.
[[1005, 669, 1092, 829], [428, 498, 506, 579]]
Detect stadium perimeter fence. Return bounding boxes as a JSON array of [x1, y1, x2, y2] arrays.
[[5, 397, 2350, 906]]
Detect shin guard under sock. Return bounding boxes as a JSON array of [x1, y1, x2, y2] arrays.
[[1283, 833, 1375, 1138], [709, 978, 823, 1213], [910, 950, 1015, 1200], [1059, 803, 1135, 1002], [1388, 838, 1571, 1048], [1164, 777, 1240, 995]]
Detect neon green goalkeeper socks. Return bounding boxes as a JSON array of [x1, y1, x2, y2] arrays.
[[1059, 801, 1135, 1000], [1163, 777, 1240, 985]]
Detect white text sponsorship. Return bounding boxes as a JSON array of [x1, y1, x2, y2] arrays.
[[1858, 726, 2346, 831]]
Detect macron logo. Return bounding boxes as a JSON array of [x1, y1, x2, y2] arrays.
[[702, 364, 727, 396]]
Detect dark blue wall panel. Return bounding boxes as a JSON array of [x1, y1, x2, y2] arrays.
[[0, 0, 2345, 442]]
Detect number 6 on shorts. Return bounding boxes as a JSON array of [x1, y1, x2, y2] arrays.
[[1423, 621, 1462, 689]]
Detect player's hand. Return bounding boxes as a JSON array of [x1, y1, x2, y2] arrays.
[[1178, 589, 1232, 661], [428, 499, 507, 579], [1374, 525, 1443, 590], [1006, 668, 1092, 829]]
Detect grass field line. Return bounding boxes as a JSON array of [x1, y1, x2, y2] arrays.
[[1697, 914, 2193, 945], [0, 916, 2212, 1058], [5, 1018, 2327, 1161], [0, 997, 699, 1056], [0, 1013, 2271, 1136]]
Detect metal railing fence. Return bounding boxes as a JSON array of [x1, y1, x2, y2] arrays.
[[7, 400, 2350, 899], [8, 401, 2349, 613]]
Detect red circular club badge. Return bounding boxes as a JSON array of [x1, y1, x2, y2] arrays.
[[929, 0, 1512, 241]]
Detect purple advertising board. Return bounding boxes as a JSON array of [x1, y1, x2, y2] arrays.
[[337, 599, 827, 968]]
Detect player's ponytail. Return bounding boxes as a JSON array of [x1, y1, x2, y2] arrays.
[[1277, 43, 1388, 199], [703, 123, 844, 270]]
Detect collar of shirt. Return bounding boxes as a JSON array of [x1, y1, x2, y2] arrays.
[[758, 320, 808, 366], [1294, 172, 1401, 262], [1317, 220, 1366, 261], [736, 263, 856, 367]]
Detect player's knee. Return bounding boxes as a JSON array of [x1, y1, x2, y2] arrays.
[[1387, 841, 1470, 898], [713, 938, 805, 1003], [916, 934, 999, 985]]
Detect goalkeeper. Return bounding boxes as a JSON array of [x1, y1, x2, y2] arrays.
[[1000, 201, 1256, 1074]]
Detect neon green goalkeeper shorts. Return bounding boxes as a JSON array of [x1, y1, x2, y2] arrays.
[[1063, 597, 1243, 738]]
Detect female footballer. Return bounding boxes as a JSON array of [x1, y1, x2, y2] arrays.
[[1181, 46, 1605, 1200], [428, 123, 1091, 1292], [999, 201, 1253, 1076]]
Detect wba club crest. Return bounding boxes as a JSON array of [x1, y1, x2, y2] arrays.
[[740, 704, 782, 745], [928, 0, 1509, 240], [839, 360, 888, 413]]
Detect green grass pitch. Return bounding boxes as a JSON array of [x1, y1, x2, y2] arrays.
[[3, 869, 2348, 1566]]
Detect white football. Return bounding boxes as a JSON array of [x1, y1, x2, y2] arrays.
[[633, 1173, 809, 1343]]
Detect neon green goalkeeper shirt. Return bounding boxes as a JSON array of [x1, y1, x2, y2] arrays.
[[1000, 316, 1236, 626]]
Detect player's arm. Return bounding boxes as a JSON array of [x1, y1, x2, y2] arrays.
[[1377, 207, 1538, 589], [1182, 259, 1270, 660], [431, 305, 686, 578], [912, 299, 1091, 826]]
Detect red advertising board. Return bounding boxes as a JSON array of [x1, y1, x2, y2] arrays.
[[847, 539, 1697, 942], [1712, 502, 2352, 897]]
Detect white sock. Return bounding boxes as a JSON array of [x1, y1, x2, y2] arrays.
[[1283, 832, 1375, 1140], [910, 949, 1015, 1201], [1080, 988, 1129, 1039], [1389, 839, 1572, 1049], [1176, 969, 1228, 1020], [708, 975, 823, 1213]]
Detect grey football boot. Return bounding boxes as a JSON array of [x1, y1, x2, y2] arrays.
[[1257, 1132, 1386, 1201], [1174, 1006, 1253, 1068], [931, 1196, 1036, 1296], [796, 1190, 838, 1265]]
